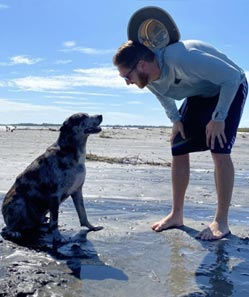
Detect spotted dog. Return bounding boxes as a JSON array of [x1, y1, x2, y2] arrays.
[[1, 113, 103, 242]]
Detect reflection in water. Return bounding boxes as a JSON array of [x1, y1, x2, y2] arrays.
[[196, 241, 233, 296], [81, 264, 128, 281], [166, 228, 240, 297], [167, 235, 195, 296], [67, 258, 128, 281]]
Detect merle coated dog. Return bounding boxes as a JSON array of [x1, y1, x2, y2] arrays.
[[1, 113, 103, 242]]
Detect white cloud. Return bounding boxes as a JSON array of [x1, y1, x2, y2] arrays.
[[0, 4, 9, 9], [54, 59, 72, 65], [245, 70, 249, 81], [0, 98, 62, 112], [61, 44, 114, 55], [44, 95, 83, 100], [73, 47, 115, 55], [72, 67, 148, 94], [47, 90, 120, 97], [53, 101, 86, 105], [8, 67, 142, 92], [53, 100, 104, 107], [10, 76, 72, 91], [10, 55, 43, 65], [1, 65, 150, 100], [63, 41, 76, 47], [127, 100, 142, 105], [0, 98, 86, 124], [0, 81, 6, 87]]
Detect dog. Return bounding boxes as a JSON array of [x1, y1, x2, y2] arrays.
[[1, 113, 103, 242]]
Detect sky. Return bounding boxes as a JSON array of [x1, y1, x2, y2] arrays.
[[0, 0, 248, 126]]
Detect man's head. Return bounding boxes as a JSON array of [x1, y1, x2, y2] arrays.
[[113, 40, 157, 88]]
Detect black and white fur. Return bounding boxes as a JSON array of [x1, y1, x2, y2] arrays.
[[1, 113, 103, 242]]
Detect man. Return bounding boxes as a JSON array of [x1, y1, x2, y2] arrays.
[[113, 39, 248, 240]]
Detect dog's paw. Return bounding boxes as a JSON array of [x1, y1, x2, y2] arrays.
[[89, 225, 104, 232], [1, 228, 22, 240], [52, 229, 67, 244]]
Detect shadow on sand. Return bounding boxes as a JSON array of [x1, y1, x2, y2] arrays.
[[0, 226, 128, 296], [1, 227, 128, 282]]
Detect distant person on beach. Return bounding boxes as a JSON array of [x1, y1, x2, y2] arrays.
[[113, 38, 248, 240]]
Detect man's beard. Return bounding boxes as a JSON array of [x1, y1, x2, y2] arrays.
[[137, 71, 149, 88]]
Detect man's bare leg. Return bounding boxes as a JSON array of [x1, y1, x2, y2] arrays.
[[152, 153, 189, 232], [196, 153, 233, 240]]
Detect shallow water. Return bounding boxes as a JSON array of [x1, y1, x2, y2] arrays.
[[1, 196, 249, 296]]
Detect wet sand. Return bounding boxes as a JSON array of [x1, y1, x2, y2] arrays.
[[0, 127, 249, 296]]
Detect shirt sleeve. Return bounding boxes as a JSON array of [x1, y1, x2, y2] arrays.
[[146, 82, 181, 123], [156, 94, 181, 123], [179, 48, 242, 121]]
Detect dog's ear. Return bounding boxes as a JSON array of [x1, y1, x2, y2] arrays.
[[59, 123, 75, 150], [59, 120, 70, 134], [60, 113, 88, 133], [58, 113, 88, 151]]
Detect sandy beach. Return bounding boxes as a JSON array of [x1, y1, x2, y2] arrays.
[[0, 127, 249, 296]]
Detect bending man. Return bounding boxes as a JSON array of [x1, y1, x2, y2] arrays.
[[113, 39, 248, 240]]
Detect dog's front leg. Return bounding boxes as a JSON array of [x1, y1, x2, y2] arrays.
[[49, 196, 64, 242], [71, 189, 103, 232]]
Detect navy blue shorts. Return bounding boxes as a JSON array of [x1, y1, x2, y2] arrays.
[[172, 77, 248, 156]]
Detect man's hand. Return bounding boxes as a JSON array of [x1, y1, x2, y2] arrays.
[[206, 120, 226, 150], [170, 121, 186, 144]]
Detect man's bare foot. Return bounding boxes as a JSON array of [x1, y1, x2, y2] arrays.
[[151, 213, 183, 232], [195, 221, 230, 241]]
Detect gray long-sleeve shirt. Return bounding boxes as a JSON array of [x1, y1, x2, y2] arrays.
[[147, 40, 245, 123]]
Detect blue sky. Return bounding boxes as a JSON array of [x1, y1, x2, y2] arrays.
[[0, 0, 248, 126]]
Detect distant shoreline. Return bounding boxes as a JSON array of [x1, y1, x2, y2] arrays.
[[0, 123, 170, 128], [0, 124, 248, 133], [0, 124, 171, 132]]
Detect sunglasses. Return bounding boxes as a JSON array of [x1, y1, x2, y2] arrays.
[[121, 61, 139, 82]]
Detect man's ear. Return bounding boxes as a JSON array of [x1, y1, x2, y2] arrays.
[[137, 59, 147, 71]]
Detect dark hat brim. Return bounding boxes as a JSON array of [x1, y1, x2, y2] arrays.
[[127, 6, 180, 50]]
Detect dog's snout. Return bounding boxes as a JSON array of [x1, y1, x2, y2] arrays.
[[98, 115, 103, 122]]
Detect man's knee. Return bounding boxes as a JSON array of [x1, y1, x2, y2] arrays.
[[172, 154, 189, 167], [211, 153, 233, 167]]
